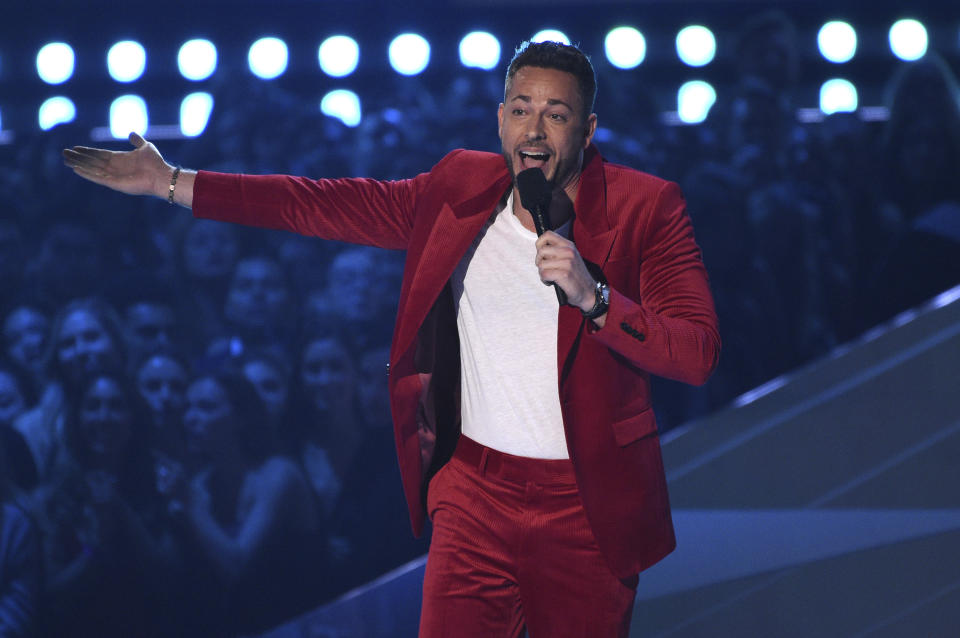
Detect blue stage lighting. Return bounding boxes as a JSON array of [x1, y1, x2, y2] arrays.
[[37, 42, 75, 84], [604, 27, 646, 69], [248, 37, 288, 79], [319, 35, 359, 77], [109, 95, 148, 138], [820, 79, 858, 114], [388, 34, 430, 76], [459, 31, 501, 70], [531, 30, 570, 45], [676, 26, 716, 67], [107, 41, 146, 82], [677, 81, 716, 124], [818, 21, 857, 63], [889, 19, 928, 61], [321, 89, 362, 127], [38, 97, 76, 130], [178, 39, 218, 81], [180, 92, 214, 137]]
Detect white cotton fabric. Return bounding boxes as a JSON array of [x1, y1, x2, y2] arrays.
[[451, 191, 571, 459]]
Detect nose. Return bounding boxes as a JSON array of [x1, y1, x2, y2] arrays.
[[526, 115, 546, 140]]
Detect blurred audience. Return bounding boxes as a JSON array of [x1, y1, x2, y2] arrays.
[[2, 21, 959, 635]]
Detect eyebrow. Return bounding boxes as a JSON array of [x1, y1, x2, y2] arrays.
[[510, 95, 575, 112]]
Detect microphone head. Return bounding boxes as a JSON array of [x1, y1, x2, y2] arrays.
[[516, 168, 552, 213]]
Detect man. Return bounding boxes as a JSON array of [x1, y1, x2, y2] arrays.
[[64, 41, 719, 637]]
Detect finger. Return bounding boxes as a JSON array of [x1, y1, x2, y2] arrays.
[[71, 166, 114, 187], [67, 146, 114, 163], [129, 132, 146, 148], [62, 149, 108, 170]]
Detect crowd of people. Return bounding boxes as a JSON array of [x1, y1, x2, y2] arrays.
[[2, 12, 960, 637]]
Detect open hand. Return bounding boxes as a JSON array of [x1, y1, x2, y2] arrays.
[[62, 132, 172, 198]]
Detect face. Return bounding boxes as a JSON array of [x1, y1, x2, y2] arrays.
[[324, 250, 379, 321], [498, 66, 597, 201], [78, 377, 133, 462], [182, 220, 239, 280], [301, 339, 354, 415], [183, 378, 234, 455], [125, 303, 177, 354], [57, 309, 120, 384], [4, 306, 49, 371], [137, 355, 187, 425], [0, 370, 26, 427], [242, 359, 288, 422], [224, 258, 289, 327]]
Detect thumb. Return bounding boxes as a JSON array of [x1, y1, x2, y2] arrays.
[[128, 132, 146, 148]]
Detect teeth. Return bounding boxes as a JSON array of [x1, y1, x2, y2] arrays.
[[520, 151, 549, 160]]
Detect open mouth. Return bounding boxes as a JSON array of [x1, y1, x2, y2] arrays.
[[518, 150, 550, 169]]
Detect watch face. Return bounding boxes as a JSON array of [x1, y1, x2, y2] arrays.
[[600, 284, 610, 305]]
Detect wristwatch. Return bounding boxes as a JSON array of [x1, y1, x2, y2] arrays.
[[581, 280, 609, 320]]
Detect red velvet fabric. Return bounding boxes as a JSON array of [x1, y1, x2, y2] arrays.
[[420, 436, 638, 637]]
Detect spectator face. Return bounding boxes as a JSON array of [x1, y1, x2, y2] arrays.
[[57, 309, 121, 385], [323, 249, 379, 322], [301, 338, 354, 415], [0, 370, 26, 427], [4, 306, 49, 372], [182, 220, 239, 281], [125, 302, 177, 356], [498, 66, 596, 198], [242, 359, 288, 423], [224, 257, 290, 328], [78, 377, 133, 463], [183, 378, 234, 455], [137, 354, 187, 426]]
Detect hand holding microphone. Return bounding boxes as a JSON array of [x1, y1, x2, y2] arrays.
[[517, 168, 568, 306]]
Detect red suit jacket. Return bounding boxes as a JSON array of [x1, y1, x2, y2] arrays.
[[193, 145, 720, 578]]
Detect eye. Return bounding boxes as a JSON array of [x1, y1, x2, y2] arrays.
[[512, 108, 525, 116], [550, 113, 567, 122]]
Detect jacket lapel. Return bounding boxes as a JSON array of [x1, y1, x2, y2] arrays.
[[394, 169, 513, 360], [558, 145, 616, 387]]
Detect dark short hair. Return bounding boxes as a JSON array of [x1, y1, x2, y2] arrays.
[[505, 40, 597, 116]]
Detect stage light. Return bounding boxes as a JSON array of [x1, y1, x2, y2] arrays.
[[109, 95, 148, 138], [459, 31, 501, 70], [818, 21, 857, 63], [388, 33, 430, 76], [180, 92, 214, 137], [38, 97, 76, 130], [820, 79, 857, 114], [604, 27, 646, 69], [889, 19, 927, 61], [37, 42, 75, 84], [107, 41, 146, 82], [248, 37, 288, 79], [178, 39, 218, 81], [677, 81, 716, 124], [676, 26, 715, 67], [321, 89, 362, 127], [319, 35, 359, 77], [531, 30, 570, 45]]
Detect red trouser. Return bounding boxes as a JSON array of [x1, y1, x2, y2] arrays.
[[420, 435, 638, 637]]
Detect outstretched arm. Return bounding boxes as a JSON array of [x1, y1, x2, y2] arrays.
[[62, 133, 196, 208]]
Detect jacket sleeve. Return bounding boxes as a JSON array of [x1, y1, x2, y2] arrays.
[[192, 170, 429, 250], [589, 180, 721, 386]]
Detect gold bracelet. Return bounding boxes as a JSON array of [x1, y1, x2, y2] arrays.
[[167, 166, 181, 204]]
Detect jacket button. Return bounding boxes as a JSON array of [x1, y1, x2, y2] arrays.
[[637, 333, 645, 342]]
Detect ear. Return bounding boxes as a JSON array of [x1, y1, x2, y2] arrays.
[[582, 113, 597, 149], [497, 103, 504, 140]]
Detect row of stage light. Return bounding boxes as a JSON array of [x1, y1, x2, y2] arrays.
[[18, 21, 932, 138]]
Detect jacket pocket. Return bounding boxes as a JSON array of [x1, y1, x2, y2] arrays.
[[611, 407, 658, 446]]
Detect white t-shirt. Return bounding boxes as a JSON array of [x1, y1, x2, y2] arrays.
[[450, 191, 571, 459]]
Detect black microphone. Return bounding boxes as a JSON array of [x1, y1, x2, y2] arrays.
[[516, 167, 567, 306]]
